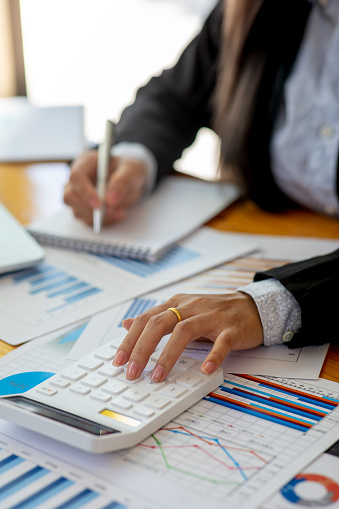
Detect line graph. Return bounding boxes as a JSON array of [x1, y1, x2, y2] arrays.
[[122, 424, 272, 498], [144, 426, 269, 483]]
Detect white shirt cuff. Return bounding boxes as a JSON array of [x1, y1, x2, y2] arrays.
[[111, 142, 157, 197], [238, 278, 302, 346]]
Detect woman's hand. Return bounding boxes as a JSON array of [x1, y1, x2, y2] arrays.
[[64, 151, 148, 225], [113, 292, 263, 382]]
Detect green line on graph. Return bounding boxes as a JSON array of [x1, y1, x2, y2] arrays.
[[150, 434, 240, 486]]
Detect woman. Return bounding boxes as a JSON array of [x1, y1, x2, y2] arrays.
[[64, 0, 339, 382]]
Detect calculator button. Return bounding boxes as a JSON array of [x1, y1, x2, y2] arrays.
[[36, 386, 57, 396], [102, 380, 128, 395], [97, 366, 123, 378], [70, 384, 91, 395], [176, 374, 203, 388], [160, 384, 187, 399], [174, 357, 196, 371], [81, 374, 107, 388], [94, 347, 116, 361], [144, 394, 171, 410], [150, 349, 163, 362], [123, 388, 149, 403], [133, 406, 154, 418], [139, 378, 165, 391], [118, 373, 144, 384], [60, 367, 87, 381], [49, 377, 70, 388], [190, 363, 208, 376], [143, 360, 156, 375], [165, 369, 181, 382], [109, 337, 125, 350], [77, 357, 104, 371], [90, 392, 111, 402], [110, 398, 133, 410]]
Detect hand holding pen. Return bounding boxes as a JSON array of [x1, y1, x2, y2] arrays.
[[63, 124, 149, 227]]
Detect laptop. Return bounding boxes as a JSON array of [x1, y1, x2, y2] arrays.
[[0, 203, 45, 274]]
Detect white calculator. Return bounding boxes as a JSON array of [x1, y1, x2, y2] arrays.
[[0, 337, 223, 453]]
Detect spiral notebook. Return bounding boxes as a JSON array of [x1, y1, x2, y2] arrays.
[[28, 176, 240, 262]]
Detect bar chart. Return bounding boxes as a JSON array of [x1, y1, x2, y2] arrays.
[[120, 297, 159, 324], [206, 375, 339, 432], [0, 448, 126, 509], [96, 245, 200, 278], [12, 263, 103, 315]]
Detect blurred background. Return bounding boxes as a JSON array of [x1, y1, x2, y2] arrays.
[[0, 0, 219, 179]]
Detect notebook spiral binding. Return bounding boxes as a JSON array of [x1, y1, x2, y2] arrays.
[[30, 232, 153, 263]]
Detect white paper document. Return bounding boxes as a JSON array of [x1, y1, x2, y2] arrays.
[[0, 227, 253, 345], [0, 375, 338, 509]]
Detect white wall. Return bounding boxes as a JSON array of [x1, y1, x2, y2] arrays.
[[20, 0, 219, 179]]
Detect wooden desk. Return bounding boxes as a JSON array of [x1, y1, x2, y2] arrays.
[[1, 162, 338, 381]]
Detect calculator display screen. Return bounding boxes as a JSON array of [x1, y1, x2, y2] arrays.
[[100, 409, 141, 427], [7, 396, 120, 436]]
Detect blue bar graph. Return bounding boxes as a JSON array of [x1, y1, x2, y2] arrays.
[[11, 265, 55, 283], [120, 298, 159, 325], [0, 466, 49, 501], [9, 262, 103, 315], [55, 488, 98, 509], [0, 454, 24, 474], [102, 502, 127, 509], [96, 245, 200, 278], [29, 271, 66, 286], [47, 281, 89, 298], [30, 277, 78, 295], [0, 448, 127, 508], [10, 477, 74, 509]]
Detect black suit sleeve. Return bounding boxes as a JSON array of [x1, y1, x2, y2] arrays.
[[115, 2, 223, 183], [254, 249, 339, 347]]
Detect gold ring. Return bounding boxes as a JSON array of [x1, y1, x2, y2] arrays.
[[167, 307, 182, 322]]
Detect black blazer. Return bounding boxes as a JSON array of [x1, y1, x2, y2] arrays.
[[116, 0, 336, 209], [115, 1, 339, 347]]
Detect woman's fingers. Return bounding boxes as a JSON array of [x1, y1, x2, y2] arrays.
[[151, 314, 212, 382], [105, 159, 148, 209], [113, 302, 181, 373], [201, 330, 235, 374], [64, 153, 148, 226], [64, 151, 100, 211], [114, 292, 264, 382], [63, 184, 94, 224]]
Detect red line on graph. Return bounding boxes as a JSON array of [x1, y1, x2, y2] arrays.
[[209, 392, 312, 429], [159, 426, 269, 465], [233, 387, 326, 418], [139, 442, 262, 471]]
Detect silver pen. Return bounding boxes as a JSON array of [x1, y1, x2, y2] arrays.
[[93, 120, 115, 233]]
